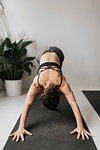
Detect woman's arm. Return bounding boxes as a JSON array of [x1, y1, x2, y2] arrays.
[[19, 82, 41, 129], [59, 75, 93, 140], [8, 76, 41, 142]]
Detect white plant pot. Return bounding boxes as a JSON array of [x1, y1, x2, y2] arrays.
[[5, 79, 22, 97]]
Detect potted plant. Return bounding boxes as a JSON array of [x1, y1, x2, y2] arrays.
[[0, 37, 35, 96]]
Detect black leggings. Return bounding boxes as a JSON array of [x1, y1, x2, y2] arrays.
[[36, 46, 64, 67]]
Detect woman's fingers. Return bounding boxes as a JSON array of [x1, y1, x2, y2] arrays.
[[12, 135, 17, 141], [77, 132, 81, 139], [8, 133, 15, 138], [25, 130, 32, 136], [86, 131, 93, 137], [70, 129, 76, 134], [16, 135, 20, 142], [85, 133, 89, 139], [70, 127, 93, 140], [20, 133, 24, 141], [82, 131, 85, 140], [8, 129, 32, 142]]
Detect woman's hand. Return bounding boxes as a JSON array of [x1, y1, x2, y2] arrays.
[[70, 126, 93, 140], [8, 128, 33, 142]]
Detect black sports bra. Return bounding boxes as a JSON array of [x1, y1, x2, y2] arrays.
[[37, 62, 63, 90]]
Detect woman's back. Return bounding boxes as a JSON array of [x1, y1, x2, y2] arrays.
[[35, 47, 64, 89], [40, 51, 60, 65]]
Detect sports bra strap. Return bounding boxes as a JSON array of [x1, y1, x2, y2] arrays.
[[37, 65, 63, 89], [37, 73, 44, 90]]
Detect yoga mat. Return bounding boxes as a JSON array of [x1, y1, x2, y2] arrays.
[[83, 91, 100, 117], [3, 93, 97, 150]]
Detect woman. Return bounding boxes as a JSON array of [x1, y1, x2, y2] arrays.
[[8, 46, 93, 142]]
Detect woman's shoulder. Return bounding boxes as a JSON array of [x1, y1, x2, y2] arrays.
[[59, 74, 72, 95], [59, 74, 68, 89], [32, 75, 39, 85]]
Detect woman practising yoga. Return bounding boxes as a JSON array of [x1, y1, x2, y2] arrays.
[[8, 46, 93, 142]]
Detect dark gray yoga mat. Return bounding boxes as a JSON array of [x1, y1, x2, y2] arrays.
[[82, 91, 100, 116], [3, 93, 97, 150]]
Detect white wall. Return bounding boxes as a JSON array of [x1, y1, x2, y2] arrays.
[[2, 0, 100, 89]]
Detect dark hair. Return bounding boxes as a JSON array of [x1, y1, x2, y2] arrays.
[[39, 85, 60, 111]]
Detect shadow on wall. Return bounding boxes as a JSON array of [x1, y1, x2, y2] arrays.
[[22, 41, 40, 89], [22, 59, 38, 90]]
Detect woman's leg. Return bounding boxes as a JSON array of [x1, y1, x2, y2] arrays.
[[50, 46, 64, 67], [36, 47, 49, 64], [36, 46, 64, 66]]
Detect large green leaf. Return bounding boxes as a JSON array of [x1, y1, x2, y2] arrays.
[[18, 47, 27, 58], [24, 61, 36, 68], [24, 62, 33, 67], [17, 70, 23, 79], [0, 39, 3, 46], [7, 64, 12, 77], [0, 48, 3, 55], [3, 67, 11, 80], [23, 56, 35, 62], [0, 56, 9, 64], [0, 44, 4, 55], [22, 41, 33, 47], [3, 45, 13, 58], [17, 61, 23, 69], [0, 67, 5, 81], [23, 65, 31, 75], [9, 55, 16, 64], [11, 42, 16, 50], [10, 42, 18, 56], [2, 38, 11, 47], [4, 51, 13, 58], [4, 45, 13, 52], [0, 64, 4, 77], [16, 39, 23, 51]]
